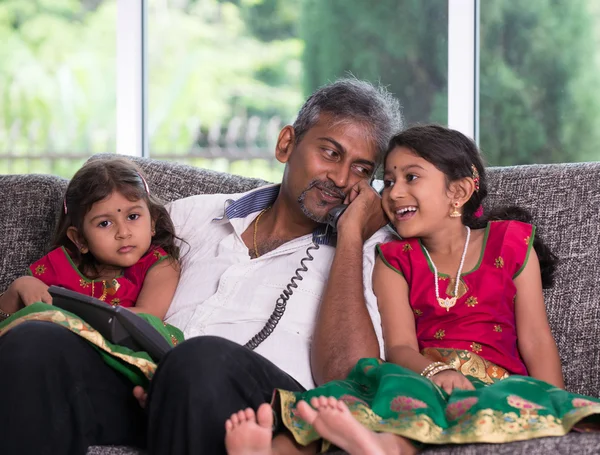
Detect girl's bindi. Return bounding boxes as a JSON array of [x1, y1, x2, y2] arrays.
[[117, 209, 121, 212]]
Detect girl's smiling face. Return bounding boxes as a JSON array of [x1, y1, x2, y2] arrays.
[[381, 146, 455, 239]]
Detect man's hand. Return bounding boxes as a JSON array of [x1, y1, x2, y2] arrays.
[[133, 386, 148, 408], [431, 370, 475, 394], [9, 276, 52, 306], [337, 180, 387, 241]]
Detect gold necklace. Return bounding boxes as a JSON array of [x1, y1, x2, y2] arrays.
[[253, 206, 271, 258]]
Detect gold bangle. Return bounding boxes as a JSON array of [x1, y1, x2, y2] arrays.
[[420, 361, 446, 377], [426, 364, 457, 379], [0, 308, 13, 321]]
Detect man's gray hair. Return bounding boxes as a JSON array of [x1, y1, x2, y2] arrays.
[[292, 78, 403, 163]]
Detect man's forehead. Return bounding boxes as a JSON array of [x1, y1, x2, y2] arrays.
[[307, 114, 376, 155]]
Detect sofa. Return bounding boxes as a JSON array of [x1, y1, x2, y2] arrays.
[[1, 155, 599, 454]]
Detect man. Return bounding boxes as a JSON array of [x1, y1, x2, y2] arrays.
[[0, 78, 401, 455]]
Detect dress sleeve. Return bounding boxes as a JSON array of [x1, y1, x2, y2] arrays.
[[376, 239, 419, 277], [497, 221, 536, 278], [28, 249, 61, 286], [125, 246, 170, 286]]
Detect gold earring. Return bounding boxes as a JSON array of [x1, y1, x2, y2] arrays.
[[449, 202, 462, 218], [80, 246, 88, 254]]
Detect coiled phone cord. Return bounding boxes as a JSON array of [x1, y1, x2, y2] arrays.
[[244, 241, 321, 350]]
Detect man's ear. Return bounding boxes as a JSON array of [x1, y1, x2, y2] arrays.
[[448, 177, 476, 206], [275, 125, 295, 164], [67, 227, 89, 254]]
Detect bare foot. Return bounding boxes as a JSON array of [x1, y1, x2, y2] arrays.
[[296, 396, 417, 455], [225, 403, 274, 455]]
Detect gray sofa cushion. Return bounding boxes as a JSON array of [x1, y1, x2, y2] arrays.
[[483, 162, 600, 398], [87, 433, 600, 455], [0, 174, 67, 290]]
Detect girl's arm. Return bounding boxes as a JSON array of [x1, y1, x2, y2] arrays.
[[0, 276, 52, 315], [514, 249, 564, 388], [373, 256, 430, 372], [130, 258, 180, 320]]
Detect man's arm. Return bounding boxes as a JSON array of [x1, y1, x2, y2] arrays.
[[311, 181, 387, 385]]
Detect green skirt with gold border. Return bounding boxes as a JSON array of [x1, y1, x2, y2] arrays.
[[0, 302, 183, 387], [275, 355, 600, 448]]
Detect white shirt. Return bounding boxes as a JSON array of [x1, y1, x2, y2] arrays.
[[165, 184, 393, 389]]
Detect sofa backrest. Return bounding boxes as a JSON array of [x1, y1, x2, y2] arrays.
[[0, 156, 598, 396]]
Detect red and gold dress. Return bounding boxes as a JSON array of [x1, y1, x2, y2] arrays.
[[275, 221, 600, 448], [0, 245, 182, 387], [28, 245, 168, 308]]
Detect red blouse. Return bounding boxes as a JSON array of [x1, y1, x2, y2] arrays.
[[28, 245, 169, 307], [378, 220, 535, 376]]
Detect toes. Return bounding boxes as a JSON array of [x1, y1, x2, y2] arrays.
[[296, 400, 319, 425], [256, 403, 274, 430], [326, 396, 338, 409], [225, 419, 233, 432], [314, 395, 329, 408], [244, 407, 256, 422], [230, 413, 240, 426], [336, 399, 349, 413], [237, 409, 248, 423], [309, 396, 321, 409]]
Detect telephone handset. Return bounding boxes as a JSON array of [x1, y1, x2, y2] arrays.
[[325, 204, 348, 231]]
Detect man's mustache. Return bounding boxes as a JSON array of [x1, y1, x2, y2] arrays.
[[304, 180, 346, 199]]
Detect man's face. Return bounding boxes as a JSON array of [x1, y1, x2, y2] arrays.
[[277, 114, 378, 223]]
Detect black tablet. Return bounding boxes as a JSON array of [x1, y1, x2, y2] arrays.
[[48, 286, 172, 362]]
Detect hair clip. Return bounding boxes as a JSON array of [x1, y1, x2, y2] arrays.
[[474, 205, 484, 218], [471, 164, 480, 192], [138, 172, 150, 195], [63, 197, 68, 215]]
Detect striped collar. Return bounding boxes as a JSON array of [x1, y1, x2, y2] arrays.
[[216, 184, 335, 246]]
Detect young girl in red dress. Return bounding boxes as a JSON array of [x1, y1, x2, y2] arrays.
[[0, 157, 183, 385], [224, 125, 600, 455]]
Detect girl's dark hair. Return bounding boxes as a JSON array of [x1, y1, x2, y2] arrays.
[[53, 158, 180, 278], [385, 124, 558, 288]]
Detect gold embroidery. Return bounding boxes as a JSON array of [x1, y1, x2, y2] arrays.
[[494, 325, 502, 333], [110, 298, 121, 306], [470, 342, 482, 353], [446, 278, 468, 298], [0, 309, 157, 381], [34, 265, 47, 275], [277, 387, 591, 446], [402, 243, 412, 252], [153, 249, 162, 259], [524, 236, 530, 245], [466, 296, 478, 307], [414, 309, 423, 317], [495, 257, 504, 268], [170, 334, 179, 346], [434, 329, 445, 340], [79, 278, 91, 288], [422, 348, 510, 385]]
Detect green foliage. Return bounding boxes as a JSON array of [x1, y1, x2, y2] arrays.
[[479, 0, 600, 164], [301, 0, 600, 165], [300, 0, 448, 126], [2, 0, 600, 180], [147, 0, 303, 154]]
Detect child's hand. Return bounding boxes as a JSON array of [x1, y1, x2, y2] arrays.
[[431, 370, 474, 394], [9, 276, 52, 306], [133, 386, 148, 408]]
